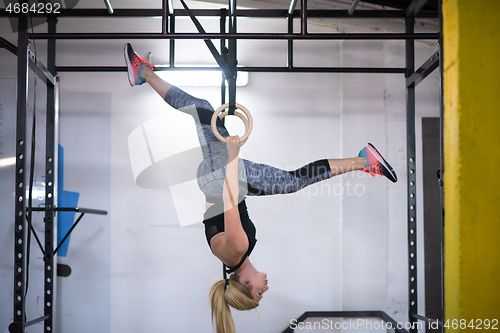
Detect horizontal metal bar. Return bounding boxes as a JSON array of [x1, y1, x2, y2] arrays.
[[300, 310, 384, 318], [242, 66, 406, 73], [68, 207, 108, 215], [0, 8, 438, 19], [411, 314, 443, 327], [56, 65, 405, 73], [282, 311, 408, 333], [31, 207, 108, 215], [29, 32, 439, 40], [379, 312, 409, 333], [56, 66, 128, 72], [25, 315, 50, 327], [0, 36, 17, 55], [406, 50, 439, 87]]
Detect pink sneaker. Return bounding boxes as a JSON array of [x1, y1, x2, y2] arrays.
[[124, 43, 156, 86]]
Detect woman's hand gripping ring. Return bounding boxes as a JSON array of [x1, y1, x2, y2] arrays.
[[211, 103, 253, 146]]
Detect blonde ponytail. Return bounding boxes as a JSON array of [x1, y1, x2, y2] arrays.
[[209, 274, 259, 333]]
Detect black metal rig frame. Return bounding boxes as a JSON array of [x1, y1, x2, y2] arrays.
[[0, 0, 443, 332]]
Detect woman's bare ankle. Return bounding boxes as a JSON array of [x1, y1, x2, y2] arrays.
[[354, 156, 367, 170], [141, 66, 152, 80]]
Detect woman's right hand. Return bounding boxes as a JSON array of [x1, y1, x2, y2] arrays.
[[226, 135, 241, 158]]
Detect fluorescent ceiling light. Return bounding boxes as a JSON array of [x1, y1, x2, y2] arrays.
[[156, 70, 248, 87]]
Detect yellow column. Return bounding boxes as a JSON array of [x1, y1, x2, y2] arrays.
[[443, 0, 500, 328]]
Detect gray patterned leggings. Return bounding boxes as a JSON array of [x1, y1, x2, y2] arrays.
[[164, 86, 333, 203]]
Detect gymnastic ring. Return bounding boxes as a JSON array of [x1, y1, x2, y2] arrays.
[[211, 103, 253, 146]]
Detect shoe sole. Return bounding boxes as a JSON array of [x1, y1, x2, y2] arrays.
[[367, 143, 398, 183], [124, 44, 135, 87]]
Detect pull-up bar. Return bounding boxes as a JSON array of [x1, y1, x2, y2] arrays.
[[9, 314, 51, 333], [31, 206, 108, 215], [30, 206, 108, 255]]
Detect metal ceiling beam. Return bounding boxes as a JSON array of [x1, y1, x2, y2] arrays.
[[0, 9, 438, 19], [55, 65, 406, 74], [359, 0, 436, 10], [29, 32, 439, 40]]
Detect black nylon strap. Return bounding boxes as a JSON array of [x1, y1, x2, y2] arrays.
[[179, 0, 235, 81], [223, 264, 229, 292], [228, 77, 236, 115], [179, 0, 237, 115]]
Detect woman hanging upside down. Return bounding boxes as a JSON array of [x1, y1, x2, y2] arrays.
[[124, 43, 397, 333]]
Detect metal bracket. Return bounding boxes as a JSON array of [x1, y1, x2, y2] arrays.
[[406, 51, 439, 88]]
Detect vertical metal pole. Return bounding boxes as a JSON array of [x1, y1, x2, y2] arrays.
[[228, 0, 237, 114], [169, 14, 175, 67], [287, 15, 294, 69], [300, 0, 307, 34], [13, 11, 29, 333], [438, 0, 445, 327], [228, 2, 236, 68], [220, 9, 227, 106], [405, 15, 418, 333], [44, 15, 57, 333], [162, 0, 168, 34]]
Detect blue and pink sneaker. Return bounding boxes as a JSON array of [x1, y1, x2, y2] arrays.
[[358, 143, 398, 183], [124, 43, 156, 87]]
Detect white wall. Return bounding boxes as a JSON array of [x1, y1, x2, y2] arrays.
[[0, 4, 440, 332], [55, 92, 112, 333], [341, 39, 440, 328]]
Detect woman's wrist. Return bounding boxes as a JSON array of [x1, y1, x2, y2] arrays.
[[228, 153, 239, 162]]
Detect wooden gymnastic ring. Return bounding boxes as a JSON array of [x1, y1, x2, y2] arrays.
[[211, 103, 253, 145]]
